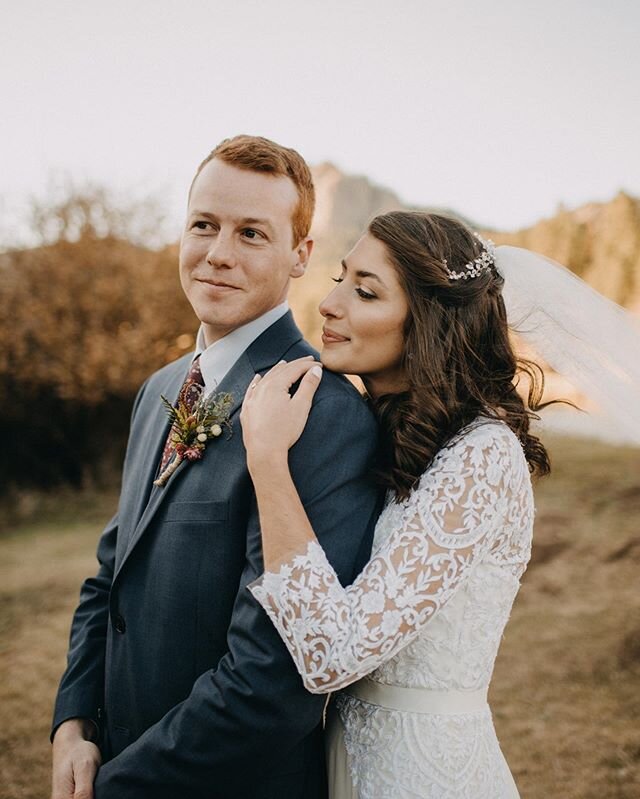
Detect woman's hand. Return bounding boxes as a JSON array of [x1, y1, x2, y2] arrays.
[[241, 357, 323, 470]]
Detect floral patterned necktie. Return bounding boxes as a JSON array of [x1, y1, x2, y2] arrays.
[[157, 356, 205, 475]]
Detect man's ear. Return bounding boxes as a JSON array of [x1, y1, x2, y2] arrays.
[[290, 237, 314, 279]]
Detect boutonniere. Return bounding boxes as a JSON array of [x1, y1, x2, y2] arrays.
[[154, 389, 234, 486]]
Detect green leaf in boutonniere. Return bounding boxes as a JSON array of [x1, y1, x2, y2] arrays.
[[154, 389, 234, 487]]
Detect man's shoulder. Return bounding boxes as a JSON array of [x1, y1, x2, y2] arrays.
[[284, 339, 369, 407], [314, 369, 367, 407]]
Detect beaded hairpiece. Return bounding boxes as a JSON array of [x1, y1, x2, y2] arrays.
[[443, 233, 496, 281]]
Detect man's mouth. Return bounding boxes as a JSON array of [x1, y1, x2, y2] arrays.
[[196, 278, 240, 291]]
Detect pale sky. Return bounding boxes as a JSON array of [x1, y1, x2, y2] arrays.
[[2, 0, 639, 246]]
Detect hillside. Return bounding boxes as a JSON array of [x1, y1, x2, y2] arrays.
[[291, 168, 640, 344], [491, 191, 640, 312], [2, 436, 638, 798]]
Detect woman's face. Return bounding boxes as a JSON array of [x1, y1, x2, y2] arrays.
[[319, 233, 409, 396]]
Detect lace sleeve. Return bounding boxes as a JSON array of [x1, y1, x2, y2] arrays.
[[249, 422, 525, 693]]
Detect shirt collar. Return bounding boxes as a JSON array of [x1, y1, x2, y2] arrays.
[[193, 301, 289, 392]]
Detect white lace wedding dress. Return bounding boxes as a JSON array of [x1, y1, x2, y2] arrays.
[[250, 419, 533, 798]]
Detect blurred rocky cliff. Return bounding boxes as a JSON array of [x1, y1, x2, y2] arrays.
[[491, 191, 640, 313], [291, 166, 640, 344]]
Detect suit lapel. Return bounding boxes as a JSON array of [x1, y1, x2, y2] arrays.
[[137, 365, 188, 497], [115, 312, 305, 578], [115, 356, 192, 577]]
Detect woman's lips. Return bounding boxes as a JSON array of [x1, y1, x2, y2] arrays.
[[322, 327, 350, 345]]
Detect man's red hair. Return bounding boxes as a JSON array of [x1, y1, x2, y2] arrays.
[[191, 135, 315, 246]]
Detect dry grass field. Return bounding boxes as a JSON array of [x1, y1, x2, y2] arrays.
[[1, 436, 639, 798]]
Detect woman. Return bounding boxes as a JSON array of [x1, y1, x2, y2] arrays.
[[240, 211, 637, 797]]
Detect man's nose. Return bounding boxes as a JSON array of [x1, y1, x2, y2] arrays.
[[206, 232, 236, 268]]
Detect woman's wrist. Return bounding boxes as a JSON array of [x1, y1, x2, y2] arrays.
[[247, 449, 289, 478]]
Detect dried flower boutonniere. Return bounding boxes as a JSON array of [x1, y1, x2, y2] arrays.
[[154, 389, 234, 487]]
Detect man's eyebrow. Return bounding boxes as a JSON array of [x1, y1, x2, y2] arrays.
[[188, 211, 274, 232], [189, 210, 216, 218], [341, 259, 386, 286], [241, 217, 275, 231]]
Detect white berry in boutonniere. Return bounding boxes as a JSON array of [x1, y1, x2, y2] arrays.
[[154, 390, 234, 487]]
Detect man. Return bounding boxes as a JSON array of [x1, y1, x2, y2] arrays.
[[51, 135, 381, 798]]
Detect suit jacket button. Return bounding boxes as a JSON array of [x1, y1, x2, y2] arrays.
[[113, 613, 126, 634]]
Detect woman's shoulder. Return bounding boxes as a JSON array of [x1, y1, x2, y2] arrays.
[[391, 417, 532, 543], [423, 416, 527, 482], [455, 416, 523, 450]]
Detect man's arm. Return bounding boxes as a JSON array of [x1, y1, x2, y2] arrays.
[[51, 511, 117, 740], [93, 387, 380, 798], [51, 381, 149, 799], [50, 510, 116, 799]]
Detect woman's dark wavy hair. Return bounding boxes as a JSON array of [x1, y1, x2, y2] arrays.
[[367, 211, 554, 501]]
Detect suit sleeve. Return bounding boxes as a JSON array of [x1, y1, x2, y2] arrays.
[[51, 381, 149, 741], [93, 389, 381, 798]]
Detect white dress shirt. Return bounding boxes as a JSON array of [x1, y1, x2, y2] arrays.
[[193, 302, 289, 393]]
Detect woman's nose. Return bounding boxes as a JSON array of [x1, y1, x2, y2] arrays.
[[319, 284, 343, 319]]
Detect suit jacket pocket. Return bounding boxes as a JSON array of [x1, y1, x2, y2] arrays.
[[163, 500, 229, 523]]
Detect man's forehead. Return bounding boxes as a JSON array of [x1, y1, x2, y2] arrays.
[[190, 158, 298, 212]]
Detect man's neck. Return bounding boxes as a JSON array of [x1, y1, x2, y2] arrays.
[[194, 302, 290, 393], [200, 302, 290, 350]]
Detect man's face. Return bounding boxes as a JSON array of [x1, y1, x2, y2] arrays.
[[180, 158, 312, 345]]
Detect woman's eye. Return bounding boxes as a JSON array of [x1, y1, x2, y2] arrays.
[[332, 275, 375, 299]]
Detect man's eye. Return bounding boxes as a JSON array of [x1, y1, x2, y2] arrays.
[[193, 221, 211, 230], [242, 228, 262, 240]]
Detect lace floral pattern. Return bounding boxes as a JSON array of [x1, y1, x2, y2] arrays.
[[336, 694, 517, 798], [250, 420, 533, 797]]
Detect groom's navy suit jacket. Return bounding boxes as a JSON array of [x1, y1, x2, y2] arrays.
[[52, 312, 381, 798]]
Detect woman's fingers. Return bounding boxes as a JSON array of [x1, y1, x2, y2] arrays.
[[277, 357, 319, 389], [267, 357, 315, 380], [242, 357, 321, 412], [291, 364, 323, 413], [251, 357, 319, 394], [241, 359, 323, 458], [247, 373, 261, 392]]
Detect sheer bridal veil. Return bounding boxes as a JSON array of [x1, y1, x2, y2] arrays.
[[495, 245, 640, 446]]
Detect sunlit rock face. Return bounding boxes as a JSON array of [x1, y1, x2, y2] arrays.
[[492, 190, 640, 313]]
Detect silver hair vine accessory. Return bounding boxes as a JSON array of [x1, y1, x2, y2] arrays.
[[443, 233, 496, 281]]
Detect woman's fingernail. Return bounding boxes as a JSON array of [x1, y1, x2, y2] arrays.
[[311, 365, 323, 378], [277, 360, 286, 364]]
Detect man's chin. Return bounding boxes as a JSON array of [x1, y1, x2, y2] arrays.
[[196, 316, 239, 345]]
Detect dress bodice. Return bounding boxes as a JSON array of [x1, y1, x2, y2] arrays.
[[251, 419, 533, 695], [365, 428, 532, 692]]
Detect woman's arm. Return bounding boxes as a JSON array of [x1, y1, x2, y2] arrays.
[[241, 357, 325, 571], [242, 362, 528, 694]]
